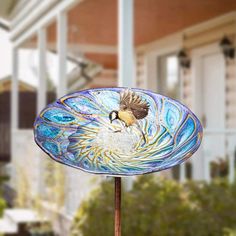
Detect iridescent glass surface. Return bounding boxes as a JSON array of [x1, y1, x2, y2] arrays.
[[34, 88, 203, 176]]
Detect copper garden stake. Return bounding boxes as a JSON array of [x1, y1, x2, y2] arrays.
[[114, 177, 121, 236]]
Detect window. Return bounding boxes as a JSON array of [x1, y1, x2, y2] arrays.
[[158, 54, 179, 99], [166, 56, 179, 99]]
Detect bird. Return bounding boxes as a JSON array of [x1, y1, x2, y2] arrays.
[[109, 89, 150, 143]]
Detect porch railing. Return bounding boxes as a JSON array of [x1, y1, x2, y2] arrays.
[[201, 129, 236, 183]]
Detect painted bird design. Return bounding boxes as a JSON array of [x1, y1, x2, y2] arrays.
[[109, 89, 150, 143]]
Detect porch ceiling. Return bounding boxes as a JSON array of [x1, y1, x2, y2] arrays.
[[21, 0, 236, 69], [68, 0, 236, 46], [45, 0, 236, 47], [48, 0, 236, 69], [85, 53, 117, 69]]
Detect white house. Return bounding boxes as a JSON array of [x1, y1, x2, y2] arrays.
[[0, 0, 236, 235]]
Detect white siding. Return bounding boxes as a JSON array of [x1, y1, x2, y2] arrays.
[[226, 60, 236, 128]]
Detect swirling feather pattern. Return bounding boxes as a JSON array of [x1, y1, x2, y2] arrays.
[[34, 88, 203, 176]]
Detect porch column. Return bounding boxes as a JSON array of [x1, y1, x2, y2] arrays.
[[11, 47, 19, 130], [179, 163, 186, 182], [191, 56, 205, 181], [57, 11, 67, 97], [37, 27, 47, 195], [37, 27, 47, 113], [179, 69, 186, 182], [57, 10, 72, 215], [118, 0, 135, 191], [118, 0, 135, 87], [228, 149, 235, 183], [203, 150, 211, 183]]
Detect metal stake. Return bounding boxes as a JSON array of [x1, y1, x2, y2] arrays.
[[114, 177, 121, 236]]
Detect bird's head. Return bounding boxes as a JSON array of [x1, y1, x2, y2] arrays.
[[109, 110, 119, 123]]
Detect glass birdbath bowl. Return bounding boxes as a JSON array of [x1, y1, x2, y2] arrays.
[[34, 87, 203, 236]]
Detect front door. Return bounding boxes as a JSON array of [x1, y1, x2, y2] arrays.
[[202, 53, 225, 160]]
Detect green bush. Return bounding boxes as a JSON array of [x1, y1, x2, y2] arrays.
[[0, 175, 7, 217], [0, 197, 6, 217], [70, 176, 236, 236], [224, 228, 236, 236]]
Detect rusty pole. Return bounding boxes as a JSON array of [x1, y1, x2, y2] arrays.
[[114, 177, 121, 236]]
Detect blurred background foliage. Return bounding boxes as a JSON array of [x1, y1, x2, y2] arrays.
[[0, 195, 6, 217], [70, 175, 236, 236], [0, 175, 7, 217]]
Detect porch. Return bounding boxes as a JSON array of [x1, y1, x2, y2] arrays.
[[0, 0, 236, 235]]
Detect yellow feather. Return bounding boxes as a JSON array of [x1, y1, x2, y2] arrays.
[[118, 110, 136, 126]]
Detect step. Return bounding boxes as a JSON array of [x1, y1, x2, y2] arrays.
[[4, 209, 40, 224], [0, 218, 17, 234]]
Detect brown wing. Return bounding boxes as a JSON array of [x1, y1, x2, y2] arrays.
[[119, 89, 149, 120]]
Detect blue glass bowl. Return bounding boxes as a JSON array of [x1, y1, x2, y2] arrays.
[[34, 88, 203, 176]]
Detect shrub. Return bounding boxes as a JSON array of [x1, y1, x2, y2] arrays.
[[0, 197, 6, 217], [0, 175, 7, 217], [70, 176, 236, 236]]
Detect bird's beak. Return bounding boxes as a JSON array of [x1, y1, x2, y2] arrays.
[[110, 120, 113, 124]]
